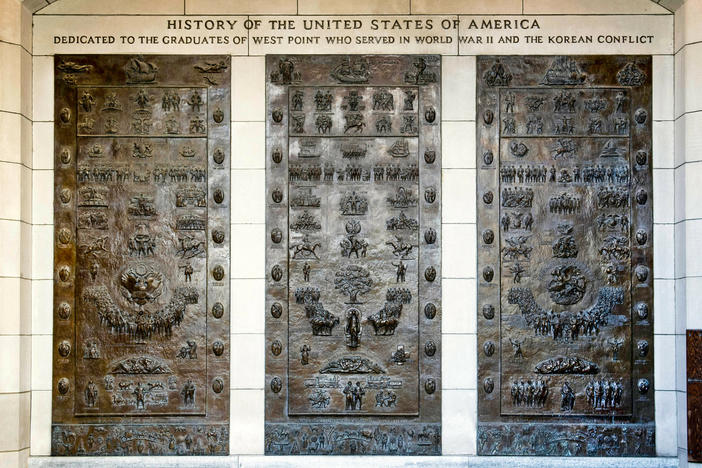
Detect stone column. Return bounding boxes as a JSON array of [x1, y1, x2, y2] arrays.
[[440, 55, 478, 455], [0, 0, 33, 466], [674, 0, 702, 465], [651, 22, 679, 463], [229, 56, 266, 455]]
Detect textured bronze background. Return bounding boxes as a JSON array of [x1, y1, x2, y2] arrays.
[[688, 330, 702, 461], [477, 56, 654, 456], [52, 55, 230, 456], [265, 55, 441, 455]]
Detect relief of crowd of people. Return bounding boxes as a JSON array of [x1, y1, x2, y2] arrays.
[[530, 310, 606, 342], [585, 378, 624, 410], [510, 378, 549, 408], [500, 164, 629, 185], [287, 163, 419, 183]]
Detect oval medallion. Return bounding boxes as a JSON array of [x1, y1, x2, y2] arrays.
[[212, 265, 225, 281], [57, 302, 71, 320], [271, 265, 283, 282], [483, 341, 495, 357], [424, 187, 436, 204], [57, 378, 70, 395], [59, 108, 71, 124], [272, 188, 283, 203], [482, 229, 494, 244], [271, 108, 283, 123], [271, 147, 283, 164], [425, 378, 436, 394], [60, 149, 72, 165], [424, 266, 436, 282], [213, 107, 224, 123], [59, 188, 72, 204], [58, 341, 71, 357], [482, 304, 495, 320], [484, 377, 494, 394], [424, 303, 437, 319], [424, 228, 437, 244], [213, 148, 225, 164], [424, 107, 436, 123], [483, 150, 494, 165], [58, 266, 71, 282], [483, 109, 494, 125], [424, 341, 437, 357], [638, 378, 650, 394], [270, 376, 282, 393], [271, 228, 283, 244], [271, 340, 282, 356], [635, 265, 649, 282], [213, 189, 224, 204], [212, 229, 225, 244], [212, 377, 224, 394], [483, 266, 494, 282], [58, 228, 72, 246], [424, 149, 436, 164], [637, 340, 649, 358], [271, 302, 283, 318], [212, 302, 224, 319]]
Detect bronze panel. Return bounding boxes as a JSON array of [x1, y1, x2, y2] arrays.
[[477, 56, 654, 456], [51, 55, 230, 456], [688, 330, 702, 461], [265, 55, 441, 455]]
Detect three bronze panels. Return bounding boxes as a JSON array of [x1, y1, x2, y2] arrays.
[[51, 54, 654, 456]]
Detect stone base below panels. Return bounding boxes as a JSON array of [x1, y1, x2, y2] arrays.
[[29, 455, 679, 468]]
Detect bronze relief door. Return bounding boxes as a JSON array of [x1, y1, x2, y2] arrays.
[[52, 55, 231, 455], [265, 55, 441, 455], [477, 56, 654, 456]]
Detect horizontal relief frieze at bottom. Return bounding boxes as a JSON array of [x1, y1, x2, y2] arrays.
[[51, 424, 229, 456], [265, 422, 441, 455], [478, 423, 655, 457]]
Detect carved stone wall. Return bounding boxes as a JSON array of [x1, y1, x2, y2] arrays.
[[476, 56, 655, 456], [51, 55, 231, 456], [265, 55, 441, 455]]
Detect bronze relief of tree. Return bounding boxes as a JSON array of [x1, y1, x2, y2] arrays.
[[334, 265, 372, 304]]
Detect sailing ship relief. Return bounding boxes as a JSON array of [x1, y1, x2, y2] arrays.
[[388, 139, 410, 158]]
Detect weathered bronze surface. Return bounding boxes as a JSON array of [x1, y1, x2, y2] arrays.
[[688, 330, 702, 461], [477, 56, 654, 456], [265, 55, 441, 455], [52, 55, 230, 456]]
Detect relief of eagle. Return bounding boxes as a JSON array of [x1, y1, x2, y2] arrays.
[[120, 264, 163, 306]]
